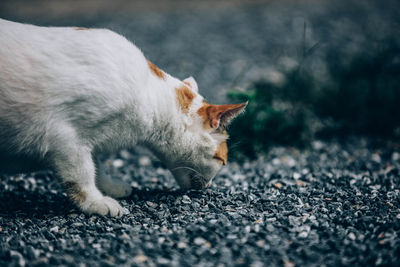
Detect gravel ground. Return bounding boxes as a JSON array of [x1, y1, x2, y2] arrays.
[[1, 140, 400, 266]]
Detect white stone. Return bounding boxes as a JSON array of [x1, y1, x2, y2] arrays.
[[112, 159, 124, 168]]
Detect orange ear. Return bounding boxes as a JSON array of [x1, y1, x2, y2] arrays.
[[198, 102, 247, 129]]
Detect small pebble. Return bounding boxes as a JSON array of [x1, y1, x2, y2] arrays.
[[348, 233, 356, 240], [139, 156, 151, 166], [112, 159, 124, 168], [194, 237, 206, 246]]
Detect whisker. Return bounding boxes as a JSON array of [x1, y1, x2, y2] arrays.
[[170, 166, 202, 177], [172, 158, 200, 166], [174, 160, 193, 165]]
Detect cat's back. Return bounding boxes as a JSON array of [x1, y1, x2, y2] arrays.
[[0, 18, 147, 93], [0, 18, 150, 124], [0, 18, 141, 57]]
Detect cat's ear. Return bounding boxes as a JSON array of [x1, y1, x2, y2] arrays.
[[183, 77, 198, 92], [198, 102, 248, 129]]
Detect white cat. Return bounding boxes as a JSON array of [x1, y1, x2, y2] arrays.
[[0, 19, 247, 217]]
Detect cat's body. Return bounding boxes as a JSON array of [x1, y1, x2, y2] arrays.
[[0, 19, 246, 217]]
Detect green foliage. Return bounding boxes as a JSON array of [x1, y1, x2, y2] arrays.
[[228, 40, 400, 159], [227, 82, 310, 160]]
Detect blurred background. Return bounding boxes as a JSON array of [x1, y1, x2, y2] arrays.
[[1, 0, 399, 159]]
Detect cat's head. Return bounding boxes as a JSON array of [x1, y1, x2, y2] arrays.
[[169, 77, 247, 190]]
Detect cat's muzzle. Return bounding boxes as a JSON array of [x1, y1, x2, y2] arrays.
[[189, 174, 210, 190]]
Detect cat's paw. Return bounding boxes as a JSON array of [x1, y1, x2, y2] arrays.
[[100, 179, 132, 199], [81, 196, 124, 217]]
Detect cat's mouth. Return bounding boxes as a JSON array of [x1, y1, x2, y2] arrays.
[[170, 166, 211, 190], [189, 173, 211, 190]]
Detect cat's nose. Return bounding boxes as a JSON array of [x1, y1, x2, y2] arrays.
[[190, 176, 207, 189], [205, 180, 212, 188], [190, 179, 202, 189]]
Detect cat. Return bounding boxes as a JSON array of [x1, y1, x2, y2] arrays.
[[0, 18, 247, 217]]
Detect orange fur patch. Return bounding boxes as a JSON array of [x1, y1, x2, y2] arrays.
[[75, 27, 89, 30], [63, 181, 87, 204], [147, 60, 165, 79], [197, 102, 213, 130], [214, 141, 228, 165], [175, 85, 195, 113], [197, 102, 247, 130]]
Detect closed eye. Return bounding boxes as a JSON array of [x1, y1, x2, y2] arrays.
[[213, 156, 226, 165]]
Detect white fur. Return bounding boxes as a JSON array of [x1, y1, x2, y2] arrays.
[[0, 19, 222, 217], [183, 76, 198, 92]]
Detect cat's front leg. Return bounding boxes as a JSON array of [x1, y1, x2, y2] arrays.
[[95, 159, 132, 198], [50, 145, 124, 217]]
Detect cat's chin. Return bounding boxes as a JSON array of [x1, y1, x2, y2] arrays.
[[174, 175, 209, 191], [184, 177, 212, 190]]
